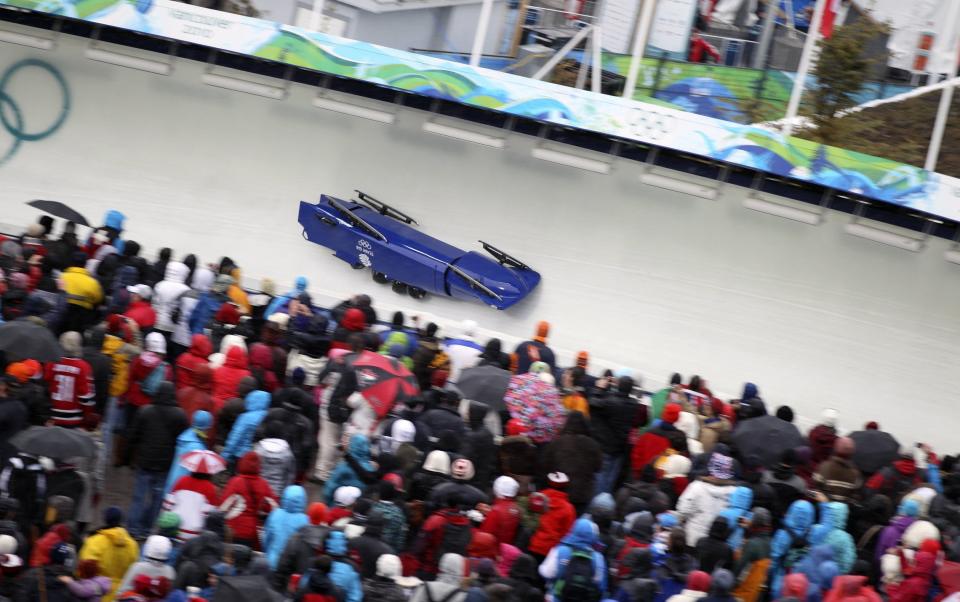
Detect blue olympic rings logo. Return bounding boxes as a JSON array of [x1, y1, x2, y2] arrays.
[[0, 59, 71, 166]]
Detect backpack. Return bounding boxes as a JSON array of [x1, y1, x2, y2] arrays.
[[141, 362, 167, 397], [437, 516, 472, 558], [0, 455, 46, 528], [555, 547, 601, 602], [424, 584, 461, 602], [324, 367, 356, 425]]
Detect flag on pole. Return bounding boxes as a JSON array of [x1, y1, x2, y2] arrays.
[[820, 0, 840, 38]]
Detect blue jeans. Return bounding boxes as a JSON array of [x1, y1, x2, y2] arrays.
[[595, 454, 623, 495], [128, 469, 166, 538]]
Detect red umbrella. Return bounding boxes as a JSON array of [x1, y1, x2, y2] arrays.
[[349, 350, 419, 419], [179, 450, 227, 474]]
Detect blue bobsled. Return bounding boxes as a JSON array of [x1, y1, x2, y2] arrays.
[[298, 191, 540, 310]]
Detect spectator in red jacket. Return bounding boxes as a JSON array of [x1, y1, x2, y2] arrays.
[[688, 19, 721, 63], [220, 451, 278, 549], [528, 472, 576, 561], [45, 331, 95, 427], [480, 476, 521, 547], [174, 334, 212, 391], [125, 332, 172, 410], [163, 472, 219, 540], [887, 550, 937, 602], [176, 363, 214, 425], [212, 345, 251, 407], [249, 343, 279, 393], [123, 284, 156, 331]]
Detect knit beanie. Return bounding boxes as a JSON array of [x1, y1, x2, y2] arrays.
[[662, 403, 681, 424], [687, 570, 711, 592], [103, 506, 123, 528], [307, 503, 328, 526]]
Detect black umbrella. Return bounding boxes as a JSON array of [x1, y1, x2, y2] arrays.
[[26, 200, 90, 227], [10, 426, 96, 459], [0, 319, 63, 362], [732, 415, 805, 468], [212, 576, 277, 602], [849, 430, 901, 474], [456, 363, 512, 412]]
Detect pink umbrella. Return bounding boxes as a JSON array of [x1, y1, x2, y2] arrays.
[[503, 373, 565, 444], [179, 450, 227, 474]]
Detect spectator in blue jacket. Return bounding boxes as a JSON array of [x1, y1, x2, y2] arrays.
[[222, 390, 270, 463], [717, 486, 753, 551], [538, 517, 608, 599], [324, 530, 363, 602], [164, 410, 212, 494], [769, 499, 815, 597], [263, 485, 309, 568], [810, 499, 856, 573], [264, 276, 308, 318], [323, 433, 375, 504], [188, 275, 232, 334]]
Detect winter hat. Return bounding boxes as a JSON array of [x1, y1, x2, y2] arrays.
[[5, 362, 37, 384], [0, 536, 15, 556], [590, 493, 615, 515], [376, 554, 402, 578], [382, 473, 404, 493], [657, 512, 679, 529], [104, 506, 123, 528], [898, 499, 920, 517], [192, 410, 212, 431], [291, 367, 306, 386], [821, 408, 839, 428], [834, 437, 855, 458], [215, 303, 241, 325], [776, 405, 795, 422], [333, 486, 362, 507], [783, 573, 810, 597], [921, 538, 942, 555], [576, 350, 589, 368], [391, 419, 416, 443], [505, 418, 529, 437], [451, 458, 476, 481], [143, 535, 171, 562], [307, 502, 328, 526], [127, 283, 152, 301], [533, 321, 550, 343], [866, 421, 880, 430], [548, 472, 570, 488], [211, 274, 234, 293], [710, 569, 735, 595], [662, 403, 681, 424], [423, 450, 451, 475], [493, 475, 519, 499], [662, 454, 693, 478], [49, 542, 72, 566], [156, 511, 180, 534], [686, 570, 711, 592], [25, 223, 44, 238], [707, 450, 734, 480], [145, 332, 166, 354], [431, 370, 449, 388], [59, 331, 83, 357], [903, 520, 941, 549], [267, 312, 290, 330]]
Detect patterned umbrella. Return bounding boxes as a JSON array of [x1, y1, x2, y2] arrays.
[[179, 450, 227, 474], [503, 373, 564, 444], [349, 350, 419, 419]]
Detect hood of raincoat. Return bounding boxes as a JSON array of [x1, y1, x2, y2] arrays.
[[249, 343, 273, 370], [560, 518, 599, 550], [192, 268, 215, 293], [729, 486, 753, 511], [189, 334, 213, 359], [341, 308, 366, 332], [225, 346, 248, 369], [438, 553, 465, 584], [783, 572, 809, 597], [295, 277, 308, 293], [281, 485, 307, 513], [164, 261, 189, 284], [237, 451, 260, 475], [913, 551, 937, 579], [347, 433, 371, 463], [257, 438, 291, 458], [784, 500, 815, 535], [325, 529, 347, 555], [245, 390, 270, 412], [824, 502, 849, 530], [191, 410, 212, 430], [832, 575, 870, 596], [423, 450, 451, 475]]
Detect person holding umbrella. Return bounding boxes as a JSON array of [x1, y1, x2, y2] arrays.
[[163, 450, 224, 540]]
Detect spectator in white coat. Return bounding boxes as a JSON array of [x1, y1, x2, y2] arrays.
[[444, 320, 483, 384], [171, 267, 215, 358], [152, 261, 190, 346], [676, 447, 737, 547]]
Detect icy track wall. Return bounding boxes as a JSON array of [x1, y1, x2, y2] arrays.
[[2, 35, 959, 449]]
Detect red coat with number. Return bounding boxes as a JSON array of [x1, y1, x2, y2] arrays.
[[45, 357, 95, 427]]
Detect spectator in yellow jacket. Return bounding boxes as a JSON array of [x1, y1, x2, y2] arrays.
[[78, 507, 139, 602], [61, 252, 104, 333]]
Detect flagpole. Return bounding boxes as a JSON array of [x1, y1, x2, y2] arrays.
[[782, 0, 828, 136], [924, 0, 960, 172]]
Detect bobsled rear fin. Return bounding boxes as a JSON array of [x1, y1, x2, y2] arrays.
[[479, 240, 532, 271]]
